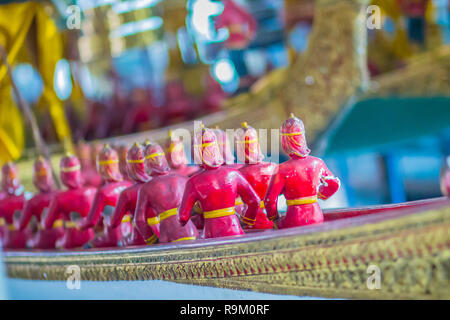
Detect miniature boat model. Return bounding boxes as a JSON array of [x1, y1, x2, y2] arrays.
[[3, 197, 449, 300]]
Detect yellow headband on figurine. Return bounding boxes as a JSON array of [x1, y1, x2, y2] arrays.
[[35, 168, 48, 176], [236, 139, 258, 144], [61, 164, 81, 172], [98, 159, 119, 165], [281, 132, 303, 136], [126, 159, 144, 164], [194, 142, 217, 148], [145, 152, 165, 160]]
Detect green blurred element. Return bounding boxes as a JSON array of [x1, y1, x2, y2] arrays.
[[321, 97, 450, 156]]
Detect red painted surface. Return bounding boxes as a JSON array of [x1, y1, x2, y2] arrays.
[[178, 127, 260, 238], [236, 122, 275, 229], [18, 158, 63, 249], [79, 145, 132, 247], [135, 143, 197, 243], [0, 163, 27, 248], [265, 114, 340, 228], [44, 155, 96, 249]]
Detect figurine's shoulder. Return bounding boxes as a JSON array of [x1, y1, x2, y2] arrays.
[[168, 172, 189, 183], [261, 161, 277, 172]]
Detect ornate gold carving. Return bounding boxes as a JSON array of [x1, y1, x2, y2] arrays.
[[366, 46, 450, 98], [5, 206, 450, 299]]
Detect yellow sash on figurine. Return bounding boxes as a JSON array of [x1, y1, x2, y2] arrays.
[[52, 219, 63, 229], [121, 214, 131, 223], [145, 234, 158, 245], [171, 236, 196, 242], [203, 207, 236, 219], [64, 220, 78, 229], [159, 208, 178, 222], [147, 216, 160, 226], [0, 217, 5, 227], [286, 195, 317, 206], [241, 202, 265, 226]]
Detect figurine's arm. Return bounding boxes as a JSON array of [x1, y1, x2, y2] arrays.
[[18, 198, 35, 230], [177, 179, 198, 226], [79, 191, 106, 230], [43, 195, 62, 230], [318, 162, 340, 200], [134, 189, 155, 239], [236, 172, 260, 225], [264, 168, 285, 221], [108, 191, 129, 228]]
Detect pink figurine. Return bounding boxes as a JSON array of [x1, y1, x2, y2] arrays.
[[213, 126, 244, 214], [135, 143, 197, 243], [235, 122, 275, 229], [164, 131, 199, 177], [213, 126, 241, 168], [79, 144, 132, 248], [75, 140, 102, 188], [264, 114, 340, 228], [0, 162, 27, 249], [115, 143, 133, 182], [43, 154, 96, 249], [106, 143, 149, 246], [177, 126, 260, 238], [18, 157, 63, 249]]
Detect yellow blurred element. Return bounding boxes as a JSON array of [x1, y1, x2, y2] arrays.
[[0, 2, 73, 165]]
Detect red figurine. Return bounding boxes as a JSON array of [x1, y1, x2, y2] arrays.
[[43, 154, 97, 249], [264, 114, 340, 228], [213, 126, 240, 168], [0, 162, 27, 249], [18, 157, 63, 249], [164, 131, 199, 176], [75, 140, 102, 188], [177, 126, 260, 238], [235, 122, 275, 229], [135, 143, 198, 243], [79, 144, 132, 248], [115, 143, 132, 182], [213, 126, 245, 215], [106, 143, 149, 246]]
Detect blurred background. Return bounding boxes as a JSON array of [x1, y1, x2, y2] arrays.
[[0, 0, 449, 208]]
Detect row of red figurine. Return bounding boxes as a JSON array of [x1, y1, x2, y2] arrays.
[[0, 114, 340, 250]]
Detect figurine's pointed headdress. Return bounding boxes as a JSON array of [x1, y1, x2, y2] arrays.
[[97, 144, 123, 182], [213, 126, 235, 164], [193, 124, 223, 169], [33, 156, 54, 193], [281, 113, 310, 158], [235, 121, 263, 164], [144, 142, 170, 175], [1, 162, 21, 194], [60, 153, 83, 189], [165, 130, 188, 169], [126, 142, 150, 183]]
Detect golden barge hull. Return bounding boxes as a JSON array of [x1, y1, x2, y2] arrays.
[[3, 197, 450, 300]]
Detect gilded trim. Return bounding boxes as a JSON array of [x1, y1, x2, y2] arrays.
[[4, 206, 450, 300]]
